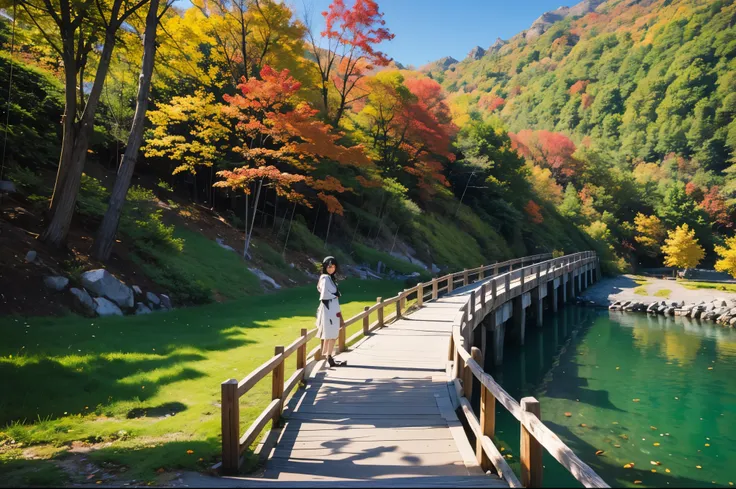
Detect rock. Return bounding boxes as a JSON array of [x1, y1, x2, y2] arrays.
[[431, 263, 441, 274], [70, 288, 96, 316], [467, 45, 486, 60], [25, 250, 37, 263], [719, 300, 728, 307], [647, 302, 658, 313], [132, 285, 143, 296], [609, 301, 621, 310], [146, 291, 161, 307], [135, 302, 152, 315], [488, 37, 507, 54], [437, 56, 459, 69], [216, 237, 236, 253], [0, 180, 16, 193], [730, 317, 736, 327], [94, 297, 123, 316], [81, 269, 134, 309], [160, 294, 172, 310], [622, 300, 632, 308], [44, 276, 69, 291], [248, 267, 281, 290]]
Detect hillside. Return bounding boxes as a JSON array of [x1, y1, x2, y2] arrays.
[[424, 0, 735, 270]]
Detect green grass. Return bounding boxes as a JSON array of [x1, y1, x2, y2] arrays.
[[653, 289, 672, 299], [679, 280, 736, 293], [633, 286, 648, 296], [133, 227, 262, 304], [352, 243, 429, 277], [0, 279, 402, 484]]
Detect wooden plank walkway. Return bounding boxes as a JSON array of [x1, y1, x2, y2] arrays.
[[260, 285, 507, 487]]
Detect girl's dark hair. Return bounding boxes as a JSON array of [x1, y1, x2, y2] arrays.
[[321, 256, 339, 276]]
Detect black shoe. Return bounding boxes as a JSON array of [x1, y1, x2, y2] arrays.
[[327, 355, 337, 367]]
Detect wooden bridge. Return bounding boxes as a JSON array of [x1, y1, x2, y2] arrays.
[[218, 252, 608, 487]]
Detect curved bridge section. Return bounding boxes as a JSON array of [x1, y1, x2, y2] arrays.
[[218, 252, 607, 488]]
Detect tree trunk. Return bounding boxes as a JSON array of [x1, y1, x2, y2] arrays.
[[41, 4, 125, 247], [312, 202, 320, 235], [92, 0, 161, 261], [324, 212, 333, 249], [243, 179, 262, 259], [390, 224, 400, 253], [282, 202, 296, 255]]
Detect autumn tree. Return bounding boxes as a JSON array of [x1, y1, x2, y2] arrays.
[[524, 200, 543, 224], [714, 236, 736, 279], [634, 213, 666, 258], [527, 163, 562, 205], [353, 71, 455, 199], [12, 0, 153, 246], [662, 224, 705, 272], [305, 0, 394, 126], [699, 186, 732, 230], [215, 65, 371, 256], [510, 129, 582, 184]]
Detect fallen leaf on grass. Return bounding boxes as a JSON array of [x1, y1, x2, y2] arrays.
[[564, 412, 572, 417], [581, 423, 587, 427]]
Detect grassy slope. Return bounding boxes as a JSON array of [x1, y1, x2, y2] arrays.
[[0, 279, 402, 485]]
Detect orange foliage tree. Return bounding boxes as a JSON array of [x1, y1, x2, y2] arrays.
[[524, 200, 544, 224], [215, 66, 372, 254]]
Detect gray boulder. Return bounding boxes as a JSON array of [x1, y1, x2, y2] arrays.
[[146, 291, 161, 307], [730, 317, 736, 327], [135, 302, 152, 315], [81, 269, 134, 309], [44, 276, 69, 291], [132, 285, 143, 296], [160, 294, 172, 310], [216, 237, 236, 253], [94, 297, 123, 316], [70, 288, 96, 316]]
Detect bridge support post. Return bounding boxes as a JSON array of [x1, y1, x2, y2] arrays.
[[533, 286, 543, 328], [561, 275, 568, 305], [583, 268, 588, 289], [549, 280, 558, 313], [448, 274, 454, 293], [479, 265, 485, 280], [513, 295, 526, 346], [521, 397, 543, 488], [493, 321, 505, 367]]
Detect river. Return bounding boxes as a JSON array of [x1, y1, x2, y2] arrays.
[[489, 306, 736, 488]]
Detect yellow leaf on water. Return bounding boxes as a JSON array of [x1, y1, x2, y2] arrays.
[[564, 412, 572, 417], [653, 442, 660, 446], [705, 443, 710, 447], [595, 450, 604, 456], [186, 450, 194, 454], [650, 426, 657, 430], [500, 447, 505, 451], [634, 481, 642, 485], [633, 399, 640, 402], [651, 461, 661, 465], [696, 465, 702, 469], [624, 463, 634, 469], [708, 367, 713, 370], [666, 469, 671, 473], [652, 469, 657, 473], [581, 423, 587, 427], [614, 444, 621, 448]]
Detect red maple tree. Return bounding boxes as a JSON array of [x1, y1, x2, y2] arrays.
[[307, 0, 394, 126], [510, 129, 581, 183], [699, 186, 732, 229], [524, 200, 544, 224]]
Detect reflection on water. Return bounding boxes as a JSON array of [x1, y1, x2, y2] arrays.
[[489, 306, 736, 488]]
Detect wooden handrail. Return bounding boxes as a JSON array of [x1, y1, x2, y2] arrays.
[[218, 250, 598, 478]]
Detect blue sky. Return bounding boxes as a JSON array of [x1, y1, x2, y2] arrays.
[[173, 0, 571, 67], [294, 0, 569, 67]]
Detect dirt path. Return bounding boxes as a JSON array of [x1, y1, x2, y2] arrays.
[[580, 275, 736, 306]]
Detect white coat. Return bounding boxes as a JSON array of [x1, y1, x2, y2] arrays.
[[316, 274, 341, 340]]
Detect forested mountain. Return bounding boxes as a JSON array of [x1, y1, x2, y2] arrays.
[[423, 0, 735, 270]]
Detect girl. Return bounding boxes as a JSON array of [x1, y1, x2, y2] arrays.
[[316, 256, 347, 367]]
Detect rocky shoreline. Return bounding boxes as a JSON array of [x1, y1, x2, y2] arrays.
[[607, 298, 736, 327]]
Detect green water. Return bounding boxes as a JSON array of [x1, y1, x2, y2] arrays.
[[488, 306, 736, 488]]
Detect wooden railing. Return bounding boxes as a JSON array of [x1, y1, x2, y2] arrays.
[[218, 251, 590, 475], [449, 251, 608, 488]]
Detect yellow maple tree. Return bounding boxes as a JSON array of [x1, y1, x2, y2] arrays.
[[634, 213, 667, 257], [661, 224, 704, 270], [714, 236, 736, 278]]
